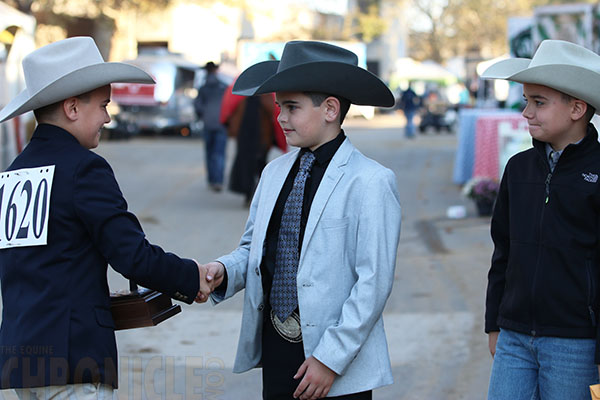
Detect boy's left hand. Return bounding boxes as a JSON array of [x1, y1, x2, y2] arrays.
[[293, 356, 336, 399]]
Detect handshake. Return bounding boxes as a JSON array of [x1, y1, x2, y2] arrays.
[[194, 261, 225, 303]]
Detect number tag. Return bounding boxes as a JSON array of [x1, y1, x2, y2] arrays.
[[0, 166, 55, 249]]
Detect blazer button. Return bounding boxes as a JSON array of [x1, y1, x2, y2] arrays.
[[255, 267, 260, 276], [257, 304, 264, 311]]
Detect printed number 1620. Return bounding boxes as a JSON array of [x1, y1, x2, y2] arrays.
[[0, 166, 55, 249]]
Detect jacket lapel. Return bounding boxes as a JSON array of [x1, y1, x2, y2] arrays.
[[257, 149, 300, 231], [299, 138, 353, 266]]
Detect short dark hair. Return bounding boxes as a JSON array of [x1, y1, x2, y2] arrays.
[[560, 93, 596, 123], [33, 101, 62, 122], [33, 91, 93, 123], [204, 61, 218, 73], [585, 105, 597, 122], [304, 92, 351, 124]]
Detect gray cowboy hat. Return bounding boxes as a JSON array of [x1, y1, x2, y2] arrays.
[[481, 39, 600, 113], [232, 40, 395, 107], [0, 36, 155, 123]]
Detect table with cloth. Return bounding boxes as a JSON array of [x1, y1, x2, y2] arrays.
[[453, 108, 528, 184], [473, 113, 529, 180]]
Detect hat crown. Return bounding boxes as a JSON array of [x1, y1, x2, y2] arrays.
[[22, 36, 104, 96], [530, 40, 600, 73], [277, 40, 358, 72]]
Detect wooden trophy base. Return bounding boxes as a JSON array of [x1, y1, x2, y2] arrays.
[[110, 287, 181, 330]]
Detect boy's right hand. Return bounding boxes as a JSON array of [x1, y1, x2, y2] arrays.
[[195, 261, 225, 303], [488, 331, 499, 358]]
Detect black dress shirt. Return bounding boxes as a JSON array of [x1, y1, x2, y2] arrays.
[[261, 131, 346, 301]]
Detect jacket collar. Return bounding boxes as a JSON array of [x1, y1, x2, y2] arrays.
[[533, 123, 599, 163], [31, 123, 82, 146], [300, 130, 346, 166]]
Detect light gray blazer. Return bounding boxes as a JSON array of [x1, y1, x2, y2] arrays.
[[212, 138, 401, 396]]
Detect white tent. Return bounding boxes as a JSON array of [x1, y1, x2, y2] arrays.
[[476, 54, 510, 76], [476, 55, 511, 102], [393, 57, 458, 85]]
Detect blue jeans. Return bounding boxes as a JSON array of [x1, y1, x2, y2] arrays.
[[404, 109, 416, 138], [203, 127, 227, 185], [488, 329, 599, 400]]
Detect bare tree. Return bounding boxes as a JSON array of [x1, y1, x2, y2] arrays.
[[407, 0, 596, 62]]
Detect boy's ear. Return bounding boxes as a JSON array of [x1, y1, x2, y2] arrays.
[[62, 97, 80, 121], [571, 99, 588, 121], [324, 96, 340, 123]]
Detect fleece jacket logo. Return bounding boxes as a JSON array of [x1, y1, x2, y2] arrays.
[[582, 172, 599, 183]]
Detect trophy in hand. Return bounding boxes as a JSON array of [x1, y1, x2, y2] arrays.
[[110, 280, 181, 330]]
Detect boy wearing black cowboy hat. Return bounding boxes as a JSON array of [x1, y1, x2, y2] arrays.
[[198, 41, 401, 399], [482, 40, 600, 399], [0, 37, 207, 399]]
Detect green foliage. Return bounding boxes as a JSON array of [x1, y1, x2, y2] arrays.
[[4, 0, 246, 15], [5, 0, 168, 15], [337, 0, 387, 43], [356, 4, 387, 42]]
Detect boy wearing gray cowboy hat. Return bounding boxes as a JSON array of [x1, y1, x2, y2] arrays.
[[0, 37, 207, 399], [197, 41, 401, 399], [483, 39, 600, 399]]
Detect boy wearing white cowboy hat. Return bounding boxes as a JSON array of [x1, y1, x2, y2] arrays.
[[483, 39, 600, 399], [0, 37, 207, 399], [196, 40, 401, 399]]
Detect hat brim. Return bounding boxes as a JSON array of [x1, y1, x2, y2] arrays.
[[0, 62, 155, 123], [482, 59, 600, 113], [480, 58, 532, 80], [233, 60, 395, 107]]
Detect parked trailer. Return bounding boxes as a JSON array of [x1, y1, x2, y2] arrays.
[[106, 49, 205, 138]]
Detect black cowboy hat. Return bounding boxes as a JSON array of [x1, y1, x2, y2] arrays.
[[232, 41, 394, 107]]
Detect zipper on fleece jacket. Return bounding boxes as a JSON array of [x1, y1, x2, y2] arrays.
[[586, 258, 597, 327], [531, 171, 553, 336], [544, 172, 552, 204]]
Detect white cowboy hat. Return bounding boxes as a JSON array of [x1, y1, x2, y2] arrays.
[[481, 39, 600, 113], [0, 36, 155, 123]]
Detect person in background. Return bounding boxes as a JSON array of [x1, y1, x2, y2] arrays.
[[220, 78, 286, 205], [194, 61, 228, 192], [399, 81, 420, 139]]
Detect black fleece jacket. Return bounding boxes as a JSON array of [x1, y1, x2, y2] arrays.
[[485, 124, 600, 363]]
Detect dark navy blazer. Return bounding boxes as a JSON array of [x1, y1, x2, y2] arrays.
[[0, 124, 199, 388]]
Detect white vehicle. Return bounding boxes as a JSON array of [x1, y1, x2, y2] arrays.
[[106, 48, 205, 138]]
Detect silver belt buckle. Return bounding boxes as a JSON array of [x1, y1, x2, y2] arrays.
[[270, 309, 302, 343]]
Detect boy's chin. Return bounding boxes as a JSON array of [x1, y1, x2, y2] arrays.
[[285, 137, 302, 148], [528, 128, 543, 140]]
